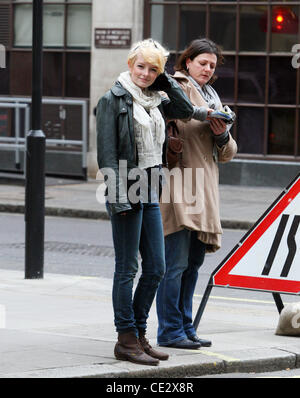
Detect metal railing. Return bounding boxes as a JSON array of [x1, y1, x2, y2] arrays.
[[0, 102, 30, 169], [0, 97, 88, 175]]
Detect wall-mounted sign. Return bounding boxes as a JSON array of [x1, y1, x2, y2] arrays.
[[95, 28, 131, 49]]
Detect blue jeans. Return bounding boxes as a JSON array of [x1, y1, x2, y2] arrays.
[[156, 229, 206, 345], [107, 200, 165, 335]]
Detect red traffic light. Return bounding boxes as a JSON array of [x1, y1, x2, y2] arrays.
[[276, 14, 284, 23], [275, 13, 284, 31], [260, 7, 299, 34]]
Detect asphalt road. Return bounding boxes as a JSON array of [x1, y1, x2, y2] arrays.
[[1, 212, 245, 278], [0, 212, 297, 307], [197, 367, 300, 378]]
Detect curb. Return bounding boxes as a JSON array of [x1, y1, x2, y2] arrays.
[[0, 204, 252, 230], [3, 350, 297, 379], [0, 204, 109, 220], [221, 219, 253, 230], [91, 349, 298, 378]]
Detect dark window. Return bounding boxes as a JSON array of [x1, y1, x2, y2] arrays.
[[145, 0, 300, 160], [151, 4, 178, 51], [269, 56, 297, 105], [210, 6, 236, 51], [180, 5, 206, 51], [43, 52, 63, 97], [238, 56, 266, 103], [0, 0, 91, 154], [268, 108, 295, 155], [240, 6, 267, 52], [213, 56, 235, 104], [10, 52, 32, 95], [237, 107, 265, 154], [66, 52, 90, 98], [0, 0, 92, 99]]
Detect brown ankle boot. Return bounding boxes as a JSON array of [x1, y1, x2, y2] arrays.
[[114, 331, 159, 366], [139, 333, 169, 361]]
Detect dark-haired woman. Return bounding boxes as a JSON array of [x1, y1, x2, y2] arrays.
[[156, 38, 237, 349]]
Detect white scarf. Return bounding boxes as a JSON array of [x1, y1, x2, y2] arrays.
[[118, 71, 165, 149]]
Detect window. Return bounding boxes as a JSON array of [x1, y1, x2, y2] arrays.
[[210, 6, 236, 51], [0, 0, 91, 152], [0, 0, 92, 98], [237, 107, 265, 155], [145, 0, 300, 160], [240, 6, 267, 52]]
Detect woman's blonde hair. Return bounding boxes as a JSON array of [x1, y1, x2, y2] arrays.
[[128, 38, 169, 75]]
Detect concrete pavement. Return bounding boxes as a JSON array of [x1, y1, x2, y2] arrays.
[[0, 174, 286, 229], [0, 175, 300, 378]]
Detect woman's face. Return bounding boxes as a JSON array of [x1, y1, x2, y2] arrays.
[[186, 52, 217, 87], [128, 53, 159, 89]]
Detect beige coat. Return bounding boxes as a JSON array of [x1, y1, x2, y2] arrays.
[[160, 71, 238, 252]]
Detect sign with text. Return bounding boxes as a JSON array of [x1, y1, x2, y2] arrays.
[[95, 28, 131, 49]]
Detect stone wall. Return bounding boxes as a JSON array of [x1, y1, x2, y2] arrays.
[[87, 0, 144, 178]]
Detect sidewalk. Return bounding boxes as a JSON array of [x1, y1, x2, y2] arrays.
[[0, 176, 300, 378], [0, 176, 284, 229]]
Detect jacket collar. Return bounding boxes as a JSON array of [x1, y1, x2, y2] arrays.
[[173, 70, 190, 83], [173, 70, 208, 108], [111, 81, 128, 97]]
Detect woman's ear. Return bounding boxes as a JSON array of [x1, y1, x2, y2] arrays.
[[186, 58, 191, 70]]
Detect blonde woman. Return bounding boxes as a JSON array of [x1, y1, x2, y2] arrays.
[[96, 39, 208, 366]]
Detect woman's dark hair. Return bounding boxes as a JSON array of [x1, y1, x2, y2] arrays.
[[175, 38, 224, 84]]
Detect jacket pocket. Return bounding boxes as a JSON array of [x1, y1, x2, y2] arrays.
[[117, 106, 133, 157]]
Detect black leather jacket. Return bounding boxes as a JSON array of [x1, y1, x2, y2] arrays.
[[96, 73, 194, 215]]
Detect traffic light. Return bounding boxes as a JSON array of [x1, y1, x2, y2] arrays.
[[272, 7, 298, 33], [260, 7, 299, 34], [274, 12, 284, 31]]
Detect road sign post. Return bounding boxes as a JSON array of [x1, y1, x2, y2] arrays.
[[25, 0, 45, 279], [194, 173, 300, 330]]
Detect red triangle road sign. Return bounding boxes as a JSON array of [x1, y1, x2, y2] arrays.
[[213, 173, 300, 294]]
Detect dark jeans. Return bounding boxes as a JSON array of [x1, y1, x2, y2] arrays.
[[107, 200, 165, 335], [156, 229, 206, 345]]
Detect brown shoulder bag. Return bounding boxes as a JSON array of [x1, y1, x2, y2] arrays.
[[166, 121, 183, 169]]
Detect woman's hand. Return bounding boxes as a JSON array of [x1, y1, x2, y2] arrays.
[[209, 118, 227, 135], [148, 71, 172, 91], [207, 109, 226, 135]]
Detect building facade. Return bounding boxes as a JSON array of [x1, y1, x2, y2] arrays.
[[0, 0, 299, 185]]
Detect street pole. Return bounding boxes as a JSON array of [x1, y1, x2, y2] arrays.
[[25, 0, 45, 279]]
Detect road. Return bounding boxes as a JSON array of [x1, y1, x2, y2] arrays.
[[1, 212, 246, 279], [198, 367, 300, 378], [0, 212, 297, 305]]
